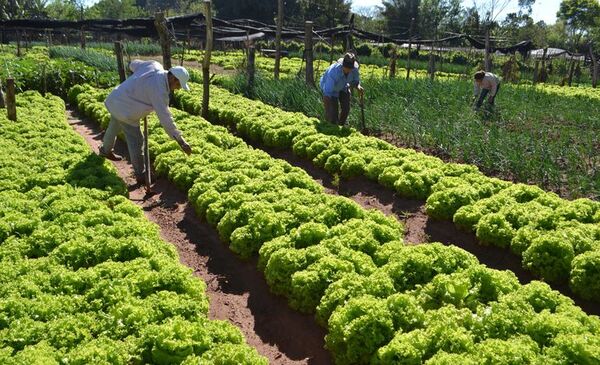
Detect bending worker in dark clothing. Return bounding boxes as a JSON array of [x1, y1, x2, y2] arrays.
[[320, 53, 365, 125], [473, 70, 501, 110]]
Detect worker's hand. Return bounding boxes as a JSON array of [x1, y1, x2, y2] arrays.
[[176, 136, 192, 155], [357, 84, 365, 97]]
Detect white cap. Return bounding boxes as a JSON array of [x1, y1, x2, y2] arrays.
[[169, 66, 190, 91]]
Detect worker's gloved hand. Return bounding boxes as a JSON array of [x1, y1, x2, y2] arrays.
[[176, 135, 192, 155]]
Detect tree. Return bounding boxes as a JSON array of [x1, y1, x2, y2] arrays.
[[557, 0, 600, 50], [1, 0, 49, 19], [87, 0, 145, 19], [380, 0, 420, 37], [354, 6, 385, 34], [300, 0, 351, 28]]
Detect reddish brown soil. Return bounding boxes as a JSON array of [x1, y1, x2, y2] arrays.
[[66, 110, 331, 365]]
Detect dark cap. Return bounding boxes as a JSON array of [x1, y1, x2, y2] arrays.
[[342, 53, 357, 69]]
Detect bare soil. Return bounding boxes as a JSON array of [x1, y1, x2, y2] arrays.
[[66, 109, 331, 365]]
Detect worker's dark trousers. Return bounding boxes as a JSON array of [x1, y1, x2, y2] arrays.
[[476, 83, 501, 108], [324, 89, 351, 125]]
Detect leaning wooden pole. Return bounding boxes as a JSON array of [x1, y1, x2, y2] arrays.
[[406, 18, 414, 80], [274, 0, 283, 80], [114, 41, 126, 83], [6, 78, 16, 121], [590, 43, 598, 88], [201, 0, 213, 119], [305, 21, 314, 87], [155, 11, 172, 69]]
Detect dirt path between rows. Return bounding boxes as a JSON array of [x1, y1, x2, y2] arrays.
[[66, 109, 331, 365]]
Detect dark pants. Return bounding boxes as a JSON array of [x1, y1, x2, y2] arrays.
[[324, 89, 350, 125], [476, 83, 501, 108]]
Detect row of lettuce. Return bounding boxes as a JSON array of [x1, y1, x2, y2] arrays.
[[1, 46, 118, 98], [186, 50, 459, 80], [173, 82, 600, 304], [0, 92, 266, 364], [71, 84, 600, 364]]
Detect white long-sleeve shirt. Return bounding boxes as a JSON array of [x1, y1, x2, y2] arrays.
[[474, 72, 500, 97], [105, 60, 182, 139]]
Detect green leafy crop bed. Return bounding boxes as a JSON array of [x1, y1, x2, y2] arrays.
[[0, 92, 265, 364], [173, 83, 600, 304], [71, 84, 600, 364]]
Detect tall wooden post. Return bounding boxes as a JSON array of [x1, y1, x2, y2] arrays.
[[80, 28, 86, 49], [346, 14, 355, 52], [590, 43, 598, 88], [406, 18, 414, 80], [428, 39, 436, 81], [202, 0, 213, 119], [484, 27, 492, 72], [567, 54, 575, 86], [6, 78, 16, 121], [42, 64, 47, 95], [114, 41, 126, 83], [389, 47, 397, 78], [16, 31, 21, 57], [274, 0, 283, 80], [247, 46, 256, 91], [155, 12, 172, 69], [305, 21, 314, 87]]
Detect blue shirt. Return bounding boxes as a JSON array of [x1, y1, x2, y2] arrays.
[[319, 62, 360, 98]]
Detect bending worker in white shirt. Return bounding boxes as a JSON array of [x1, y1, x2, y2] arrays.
[[473, 70, 501, 111], [99, 59, 192, 184]]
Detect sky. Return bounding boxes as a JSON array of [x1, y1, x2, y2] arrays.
[[351, 0, 561, 24]]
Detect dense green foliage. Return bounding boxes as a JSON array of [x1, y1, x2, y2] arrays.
[[173, 82, 600, 302], [218, 72, 599, 199], [0, 46, 118, 97], [0, 92, 266, 364], [72, 84, 600, 364]]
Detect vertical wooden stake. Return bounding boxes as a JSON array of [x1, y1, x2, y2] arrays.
[[590, 44, 598, 88], [6, 78, 16, 121], [80, 28, 86, 49], [114, 41, 126, 83], [247, 46, 256, 91], [202, 0, 213, 119], [485, 27, 492, 72], [274, 0, 283, 80], [389, 47, 397, 79], [406, 18, 414, 80], [305, 21, 314, 87], [154, 12, 172, 69], [16, 31, 21, 57], [42, 64, 47, 95]]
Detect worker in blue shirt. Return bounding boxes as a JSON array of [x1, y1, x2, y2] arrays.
[[319, 53, 364, 125]]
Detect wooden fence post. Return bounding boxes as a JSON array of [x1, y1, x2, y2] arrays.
[[114, 41, 126, 83], [389, 47, 397, 79], [590, 43, 598, 88], [202, 0, 213, 119], [80, 27, 86, 49], [274, 0, 283, 80], [247, 46, 256, 91], [42, 64, 47, 95], [154, 11, 172, 69], [305, 21, 314, 87], [16, 31, 21, 57], [6, 78, 16, 121], [484, 27, 492, 72], [406, 18, 414, 80]]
